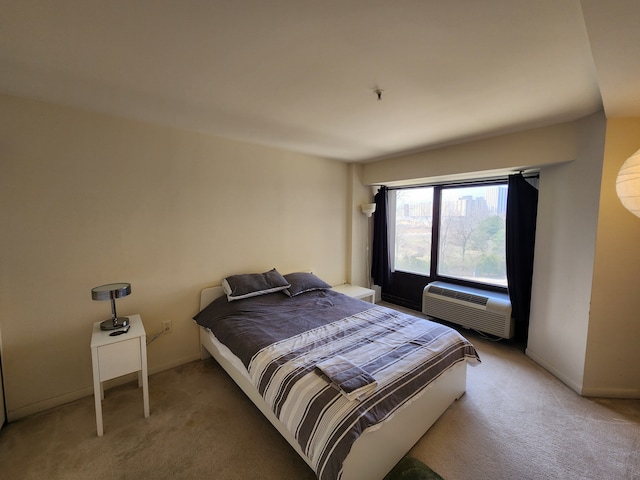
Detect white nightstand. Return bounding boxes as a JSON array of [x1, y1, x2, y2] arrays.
[[90, 314, 149, 436], [332, 284, 376, 303]]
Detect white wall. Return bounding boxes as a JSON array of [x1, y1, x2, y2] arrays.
[[347, 164, 377, 289], [525, 113, 606, 393], [363, 123, 578, 187], [0, 94, 349, 420]]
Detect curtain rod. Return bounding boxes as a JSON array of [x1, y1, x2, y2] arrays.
[[380, 171, 539, 190]]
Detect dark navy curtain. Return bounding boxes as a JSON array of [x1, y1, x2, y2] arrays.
[[506, 173, 538, 342], [371, 186, 392, 287]]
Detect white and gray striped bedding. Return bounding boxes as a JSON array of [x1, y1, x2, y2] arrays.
[[194, 289, 480, 480]]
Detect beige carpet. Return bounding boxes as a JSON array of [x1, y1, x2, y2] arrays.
[[0, 318, 638, 480], [409, 332, 640, 480]]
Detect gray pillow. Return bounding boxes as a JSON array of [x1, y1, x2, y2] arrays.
[[222, 268, 290, 302], [283, 272, 331, 297]]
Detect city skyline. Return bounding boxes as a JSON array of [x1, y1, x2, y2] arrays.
[[396, 185, 508, 218]]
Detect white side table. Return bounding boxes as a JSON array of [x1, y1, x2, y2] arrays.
[[332, 284, 376, 303], [90, 314, 149, 436]]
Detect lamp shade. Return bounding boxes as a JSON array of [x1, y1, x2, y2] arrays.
[[91, 283, 131, 301], [616, 148, 640, 219], [361, 203, 376, 217]]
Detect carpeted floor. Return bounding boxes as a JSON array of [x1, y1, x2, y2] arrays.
[[0, 359, 316, 480], [0, 308, 639, 480], [406, 331, 640, 480]]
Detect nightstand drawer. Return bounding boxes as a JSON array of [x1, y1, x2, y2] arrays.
[[97, 338, 141, 381]]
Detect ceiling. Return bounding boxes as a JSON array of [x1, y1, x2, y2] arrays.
[[1, 1, 639, 162]]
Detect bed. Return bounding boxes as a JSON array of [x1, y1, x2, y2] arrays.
[[193, 271, 479, 480]]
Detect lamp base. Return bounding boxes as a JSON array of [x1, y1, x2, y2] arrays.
[[100, 316, 130, 331]]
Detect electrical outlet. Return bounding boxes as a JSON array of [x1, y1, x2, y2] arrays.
[[162, 320, 172, 334]]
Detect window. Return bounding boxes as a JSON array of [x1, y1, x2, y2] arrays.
[[391, 186, 433, 276], [390, 181, 508, 290]]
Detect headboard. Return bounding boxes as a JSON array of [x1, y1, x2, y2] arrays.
[[199, 286, 225, 311]]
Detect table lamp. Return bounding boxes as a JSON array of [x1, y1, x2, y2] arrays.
[[91, 282, 132, 330]]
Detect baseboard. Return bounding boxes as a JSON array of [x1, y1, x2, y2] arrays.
[[525, 348, 584, 395], [8, 386, 94, 422], [526, 348, 640, 399], [580, 386, 640, 399], [7, 352, 203, 422], [147, 353, 202, 376]]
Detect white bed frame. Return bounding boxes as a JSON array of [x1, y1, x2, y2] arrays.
[[198, 286, 467, 480]]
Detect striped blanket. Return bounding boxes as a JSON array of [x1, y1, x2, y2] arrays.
[[247, 306, 479, 480]]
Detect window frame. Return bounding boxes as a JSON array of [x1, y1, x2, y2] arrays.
[[382, 178, 508, 310]]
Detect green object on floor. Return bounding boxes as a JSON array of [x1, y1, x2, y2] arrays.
[[384, 456, 445, 480]]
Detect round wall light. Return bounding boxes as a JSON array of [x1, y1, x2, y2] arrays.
[[616, 148, 640, 219]]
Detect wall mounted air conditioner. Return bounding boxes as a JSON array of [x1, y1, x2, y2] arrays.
[[422, 281, 514, 339]]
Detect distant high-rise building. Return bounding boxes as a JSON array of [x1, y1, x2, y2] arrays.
[[486, 186, 508, 216]]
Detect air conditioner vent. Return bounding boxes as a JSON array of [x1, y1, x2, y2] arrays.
[[422, 281, 514, 339], [427, 286, 488, 306]]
